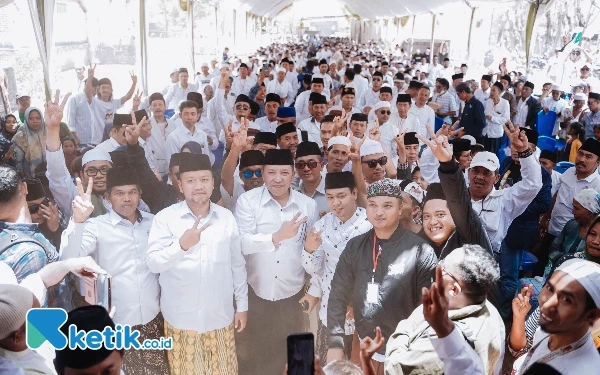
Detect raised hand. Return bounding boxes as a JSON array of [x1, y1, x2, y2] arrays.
[[72, 177, 94, 223], [44, 89, 71, 130], [503, 120, 529, 152], [422, 265, 454, 338], [222, 119, 234, 149], [512, 284, 532, 320], [232, 118, 248, 150], [332, 115, 345, 136], [273, 212, 307, 245], [369, 120, 381, 142], [129, 71, 138, 85], [349, 133, 366, 162], [304, 227, 323, 253], [40, 201, 60, 232], [360, 327, 385, 364], [219, 69, 230, 90], [179, 214, 211, 251], [87, 63, 96, 78], [132, 89, 143, 109], [417, 132, 452, 163], [125, 112, 144, 145]]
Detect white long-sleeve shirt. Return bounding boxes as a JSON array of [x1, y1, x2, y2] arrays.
[[234, 186, 319, 301], [138, 137, 158, 172], [147, 116, 175, 174], [409, 104, 436, 141], [380, 116, 420, 167], [231, 76, 257, 97], [213, 88, 258, 142], [164, 82, 200, 110], [358, 88, 382, 110], [301, 208, 372, 326], [297, 117, 323, 148], [471, 154, 542, 253], [483, 98, 510, 139], [165, 123, 217, 166], [267, 79, 295, 106], [146, 201, 248, 333], [474, 88, 491, 105], [59, 210, 160, 326], [429, 325, 485, 375]]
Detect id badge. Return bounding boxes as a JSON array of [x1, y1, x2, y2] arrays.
[[367, 282, 379, 304]]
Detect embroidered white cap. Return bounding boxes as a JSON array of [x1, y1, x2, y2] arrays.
[[82, 148, 112, 166], [327, 136, 352, 150], [360, 139, 384, 156], [557, 258, 600, 307], [373, 101, 391, 111]]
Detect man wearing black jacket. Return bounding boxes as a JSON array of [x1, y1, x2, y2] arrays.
[[514, 81, 541, 130], [456, 83, 486, 144], [326, 179, 437, 373]]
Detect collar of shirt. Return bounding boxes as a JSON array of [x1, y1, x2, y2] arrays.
[[138, 137, 146, 147], [298, 172, 326, 198], [176, 200, 218, 223], [258, 185, 299, 209], [108, 209, 145, 226]]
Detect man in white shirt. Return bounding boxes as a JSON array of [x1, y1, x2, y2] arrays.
[[298, 93, 327, 148], [474, 74, 492, 105], [253, 93, 280, 133], [164, 68, 200, 110], [408, 87, 435, 142], [85, 65, 137, 146], [137, 113, 159, 173], [66, 90, 94, 147], [484, 82, 511, 154], [295, 141, 328, 213], [146, 92, 174, 175], [438, 58, 454, 82], [194, 63, 212, 90], [392, 73, 407, 101], [147, 153, 247, 375], [61, 167, 169, 373], [231, 63, 257, 97], [234, 149, 319, 375], [513, 81, 541, 130], [95, 113, 128, 153], [542, 84, 569, 135], [267, 68, 294, 106], [299, 172, 372, 361], [359, 71, 384, 110], [295, 77, 329, 123], [353, 64, 368, 104], [165, 100, 217, 166], [383, 95, 420, 167], [380, 61, 394, 86], [312, 59, 334, 97], [539, 150, 562, 196], [328, 87, 361, 116]]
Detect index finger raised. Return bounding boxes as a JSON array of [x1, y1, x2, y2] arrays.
[[193, 215, 203, 229], [76, 177, 85, 197], [416, 134, 434, 149], [86, 177, 93, 196], [425, 123, 436, 140]]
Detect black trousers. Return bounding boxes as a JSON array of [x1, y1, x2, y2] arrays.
[[236, 287, 306, 375], [534, 233, 557, 276]]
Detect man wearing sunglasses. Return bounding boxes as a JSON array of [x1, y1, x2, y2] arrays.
[[582, 92, 600, 139], [295, 141, 328, 214], [385, 245, 503, 375], [579, 64, 597, 94], [25, 178, 62, 248], [359, 139, 397, 185], [216, 70, 258, 142]]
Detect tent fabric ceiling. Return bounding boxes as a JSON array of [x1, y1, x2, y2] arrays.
[[237, 0, 471, 19]]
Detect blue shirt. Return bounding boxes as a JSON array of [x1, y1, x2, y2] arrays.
[[582, 110, 600, 139], [460, 96, 487, 137]]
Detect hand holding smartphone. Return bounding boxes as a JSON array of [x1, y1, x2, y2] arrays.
[[80, 274, 112, 311]]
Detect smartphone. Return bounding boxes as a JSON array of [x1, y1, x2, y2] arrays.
[[79, 274, 112, 311], [287, 333, 314, 375]]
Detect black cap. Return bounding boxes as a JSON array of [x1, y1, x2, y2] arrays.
[[373, 71, 383, 78], [275, 122, 297, 139], [303, 75, 313, 85], [501, 75, 512, 83], [589, 92, 600, 101], [266, 93, 280, 103], [381, 61, 389, 66], [311, 94, 327, 105], [353, 64, 362, 73], [295, 141, 321, 159], [404, 132, 419, 145], [106, 166, 139, 190], [461, 63, 468, 68], [408, 81, 423, 89], [397, 94, 411, 103], [311, 77, 324, 85], [187, 92, 203, 108], [169, 153, 182, 170], [493, 81, 505, 92], [325, 171, 356, 190], [253, 132, 277, 146], [450, 138, 471, 157], [380, 86, 393, 95], [235, 94, 252, 105], [149, 92, 165, 105], [239, 63, 248, 69], [54, 306, 116, 370], [351, 113, 368, 122], [539, 149, 557, 163], [524, 81, 535, 90], [321, 114, 336, 123], [25, 178, 45, 201], [249, 100, 259, 116], [109, 148, 128, 168], [522, 128, 539, 145], [580, 138, 600, 157], [319, 59, 327, 66], [423, 183, 446, 206], [395, 72, 405, 80], [451, 73, 464, 80], [179, 153, 211, 174], [341, 87, 355, 97], [239, 150, 265, 169], [264, 149, 294, 165], [481, 75, 492, 82]]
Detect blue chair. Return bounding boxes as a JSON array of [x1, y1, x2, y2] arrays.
[[537, 136, 557, 151], [555, 139, 566, 151], [164, 109, 175, 119], [537, 110, 557, 137], [434, 117, 443, 133], [519, 251, 538, 271], [555, 161, 575, 174], [498, 146, 509, 166]]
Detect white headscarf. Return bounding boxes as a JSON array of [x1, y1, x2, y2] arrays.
[[574, 188, 600, 214]]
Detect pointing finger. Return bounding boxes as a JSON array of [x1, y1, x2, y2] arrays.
[[86, 177, 93, 196], [198, 223, 211, 233], [193, 215, 203, 230]]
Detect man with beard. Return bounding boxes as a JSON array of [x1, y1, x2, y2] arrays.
[[295, 141, 327, 214], [62, 167, 168, 374], [234, 149, 318, 375], [326, 179, 437, 374], [300, 172, 372, 362], [147, 153, 248, 375], [253, 93, 280, 133]]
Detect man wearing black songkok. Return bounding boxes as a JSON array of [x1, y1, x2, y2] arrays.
[[514, 81, 541, 130]]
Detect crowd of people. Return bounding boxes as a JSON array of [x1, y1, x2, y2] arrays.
[[2, 36, 600, 375]]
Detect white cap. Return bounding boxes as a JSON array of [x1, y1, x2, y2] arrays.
[[277, 67, 286, 73], [170, 67, 179, 74], [15, 93, 30, 100], [461, 135, 476, 146], [551, 84, 562, 91], [574, 93, 587, 101], [220, 62, 229, 69], [82, 148, 112, 166], [557, 258, 600, 308], [470, 151, 499, 172], [0, 284, 33, 340], [373, 101, 391, 111], [360, 139, 384, 156], [327, 136, 352, 150], [403, 182, 424, 204], [201, 62, 209, 67]]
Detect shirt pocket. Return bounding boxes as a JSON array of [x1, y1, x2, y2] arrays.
[[207, 227, 230, 264]]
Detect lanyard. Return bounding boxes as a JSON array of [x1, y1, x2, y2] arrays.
[[520, 332, 589, 371], [371, 232, 382, 282]]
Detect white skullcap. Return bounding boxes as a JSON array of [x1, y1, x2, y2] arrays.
[[373, 101, 391, 111], [82, 148, 112, 166], [552, 84, 562, 91], [574, 93, 587, 101], [403, 182, 425, 204], [201, 62, 209, 67], [220, 62, 229, 69], [557, 259, 600, 308], [327, 136, 352, 150], [574, 188, 600, 214], [0, 284, 33, 340], [360, 139, 384, 156], [277, 67, 287, 73], [461, 135, 476, 146]]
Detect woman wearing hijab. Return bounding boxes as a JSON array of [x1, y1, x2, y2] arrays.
[[1, 113, 19, 140], [0, 135, 14, 165], [12, 107, 47, 178], [180, 140, 204, 154]]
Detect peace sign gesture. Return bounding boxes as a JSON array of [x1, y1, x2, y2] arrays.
[[232, 117, 248, 150], [72, 177, 94, 223], [87, 63, 97, 79], [417, 132, 452, 163], [349, 132, 367, 159], [304, 227, 323, 253], [44, 89, 71, 130], [179, 215, 211, 251], [125, 112, 145, 145], [503, 120, 529, 152], [222, 119, 234, 149], [129, 71, 138, 85], [132, 89, 143, 109], [369, 119, 381, 142]]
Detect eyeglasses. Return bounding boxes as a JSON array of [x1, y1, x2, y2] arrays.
[[379, 110, 391, 115], [440, 261, 462, 288], [28, 198, 49, 214], [571, 51, 581, 56], [295, 161, 319, 170], [235, 104, 250, 110], [588, 100, 598, 106], [85, 166, 110, 176], [243, 169, 262, 178], [361, 156, 387, 168], [581, 67, 590, 71]]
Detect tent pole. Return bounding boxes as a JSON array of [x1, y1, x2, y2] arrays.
[[467, 7, 476, 59], [410, 15, 416, 58], [430, 14, 436, 61]]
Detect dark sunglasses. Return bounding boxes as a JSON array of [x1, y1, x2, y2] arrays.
[[29, 198, 50, 214], [379, 110, 391, 115], [362, 156, 387, 168], [295, 161, 319, 170], [571, 51, 581, 55], [243, 169, 262, 178], [235, 104, 250, 110], [581, 67, 590, 71]]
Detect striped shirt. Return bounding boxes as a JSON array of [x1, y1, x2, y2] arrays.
[[431, 91, 458, 124], [66, 93, 94, 145]]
